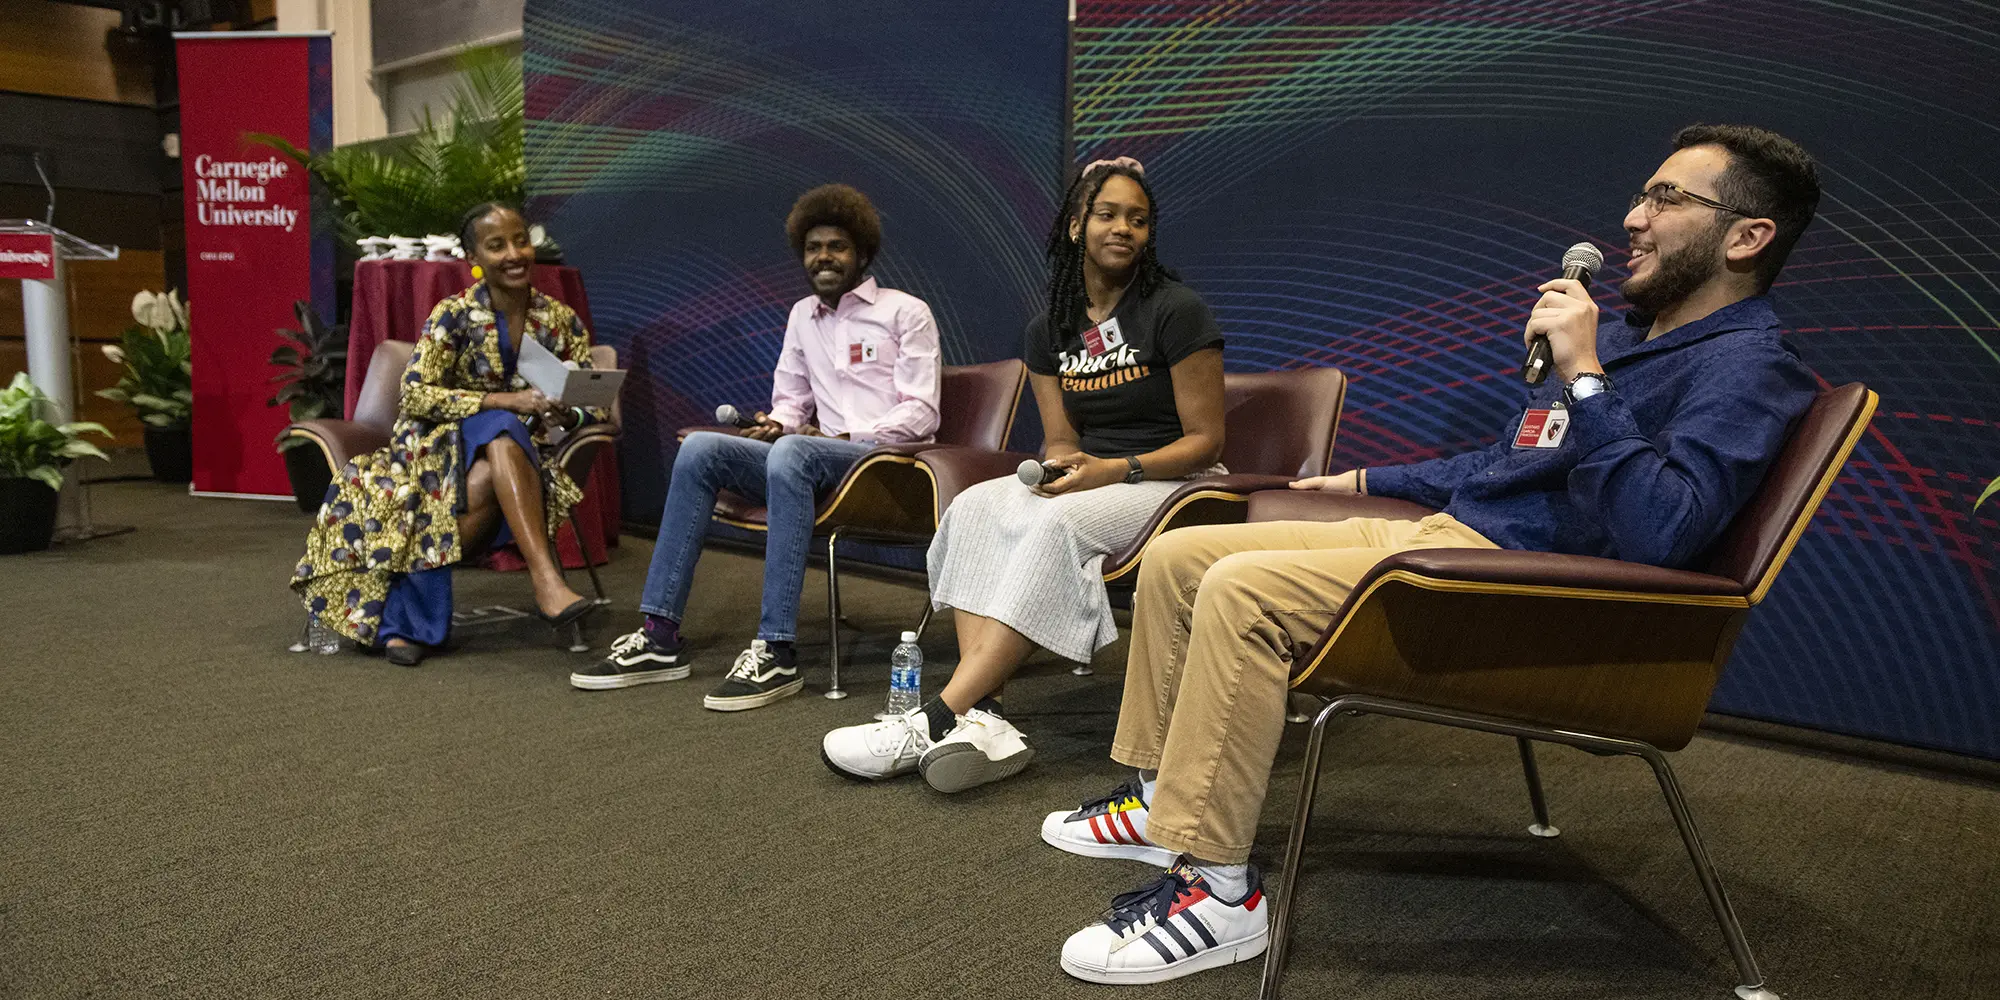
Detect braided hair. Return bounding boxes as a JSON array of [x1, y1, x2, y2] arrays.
[[1043, 162, 1175, 335], [456, 201, 525, 258]]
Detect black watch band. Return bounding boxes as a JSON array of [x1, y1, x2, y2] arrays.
[[1124, 456, 1145, 484]]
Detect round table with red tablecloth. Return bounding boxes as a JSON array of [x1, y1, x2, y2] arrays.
[[345, 258, 621, 570]]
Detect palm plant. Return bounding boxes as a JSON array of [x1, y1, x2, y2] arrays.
[[250, 48, 525, 249], [0, 373, 110, 491], [268, 301, 349, 450]]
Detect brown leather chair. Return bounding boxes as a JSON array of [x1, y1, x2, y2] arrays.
[[282, 339, 624, 646], [675, 358, 1027, 696], [1251, 383, 1876, 1000]]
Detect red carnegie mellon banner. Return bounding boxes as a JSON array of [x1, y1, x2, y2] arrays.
[[175, 32, 333, 497]]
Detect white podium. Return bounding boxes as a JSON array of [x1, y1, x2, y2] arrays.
[[2, 220, 123, 539]]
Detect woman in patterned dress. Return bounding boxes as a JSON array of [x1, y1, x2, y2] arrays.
[[292, 204, 606, 666]]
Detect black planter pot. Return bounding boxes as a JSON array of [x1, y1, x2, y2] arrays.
[[282, 443, 334, 514], [144, 425, 194, 483], [0, 477, 60, 554]]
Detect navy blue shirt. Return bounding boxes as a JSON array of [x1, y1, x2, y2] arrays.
[[1365, 296, 1817, 568]]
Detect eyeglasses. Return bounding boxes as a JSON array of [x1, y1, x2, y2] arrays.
[[1629, 182, 1753, 218]]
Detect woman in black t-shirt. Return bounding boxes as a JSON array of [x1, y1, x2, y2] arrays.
[[822, 158, 1227, 792]]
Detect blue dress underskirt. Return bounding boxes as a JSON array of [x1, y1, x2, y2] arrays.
[[378, 320, 540, 648]]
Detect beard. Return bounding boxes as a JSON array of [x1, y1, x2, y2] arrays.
[[1620, 218, 1728, 315]]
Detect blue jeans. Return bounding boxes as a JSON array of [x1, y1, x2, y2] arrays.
[[640, 431, 873, 642]]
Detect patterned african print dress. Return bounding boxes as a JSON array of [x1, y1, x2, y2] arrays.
[[292, 283, 607, 646]]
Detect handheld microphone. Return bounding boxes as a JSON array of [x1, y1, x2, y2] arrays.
[[715, 404, 758, 429], [1017, 458, 1064, 487], [1521, 242, 1604, 385]]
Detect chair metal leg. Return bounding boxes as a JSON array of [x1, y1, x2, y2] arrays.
[[288, 614, 311, 653], [1259, 696, 1349, 1000], [1518, 738, 1561, 838], [571, 512, 610, 606], [824, 529, 848, 700], [913, 601, 934, 641], [1637, 744, 1775, 1000], [566, 620, 588, 653], [1260, 693, 1776, 1000]]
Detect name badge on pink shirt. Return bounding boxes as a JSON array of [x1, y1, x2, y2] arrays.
[[848, 339, 879, 365]]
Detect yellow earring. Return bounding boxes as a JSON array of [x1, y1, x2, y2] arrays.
[[470, 264, 484, 280]]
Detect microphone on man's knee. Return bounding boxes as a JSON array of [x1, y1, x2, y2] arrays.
[[715, 404, 759, 430]]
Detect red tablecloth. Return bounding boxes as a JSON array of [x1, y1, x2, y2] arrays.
[[346, 259, 620, 570]]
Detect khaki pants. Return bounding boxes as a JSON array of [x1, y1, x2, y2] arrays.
[[1113, 513, 1497, 864]]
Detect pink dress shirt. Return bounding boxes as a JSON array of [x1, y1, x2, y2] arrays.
[[766, 276, 941, 444]]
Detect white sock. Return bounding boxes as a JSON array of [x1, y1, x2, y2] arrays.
[[1138, 768, 1157, 804], [1194, 862, 1250, 903]]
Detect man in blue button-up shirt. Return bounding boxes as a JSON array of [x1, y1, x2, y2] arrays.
[[1039, 125, 1824, 987]]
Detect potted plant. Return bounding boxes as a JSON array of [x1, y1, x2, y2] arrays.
[[0, 373, 110, 554], [268, 300, 350, 512], [98, 289, 194, 483], [251, 49, 526, 252]]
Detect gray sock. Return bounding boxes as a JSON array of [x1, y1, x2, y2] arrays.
[[1194, 862, 1250, 903]]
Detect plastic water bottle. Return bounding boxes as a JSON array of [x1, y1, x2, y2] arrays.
[[308, 618, 341, 655], [884, 631, 922, 718]]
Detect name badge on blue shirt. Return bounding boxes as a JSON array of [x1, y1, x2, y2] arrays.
[[1513, 400, 1570, 449]]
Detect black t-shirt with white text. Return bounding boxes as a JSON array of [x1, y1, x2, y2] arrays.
[[1022, 280, 1224, 458]]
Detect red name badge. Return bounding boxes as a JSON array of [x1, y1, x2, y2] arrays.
[[1081, 324, 1106, 357], [1513, 404, 1570, 449], [1081, 316, 1125, 357]]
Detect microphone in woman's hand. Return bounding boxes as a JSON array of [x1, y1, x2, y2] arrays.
[[1017, 459, 1064, 487], [715, 404, 757, 429]]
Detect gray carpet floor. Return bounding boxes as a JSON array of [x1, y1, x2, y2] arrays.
[[3, 482, 1996, 999]]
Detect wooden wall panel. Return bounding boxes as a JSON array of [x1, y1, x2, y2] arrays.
[[1, 249, 167, 447], [0, 0, 153, 106]]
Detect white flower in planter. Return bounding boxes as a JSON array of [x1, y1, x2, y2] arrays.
[[130, 289, 189, 333], [100, 343, 126, 365]]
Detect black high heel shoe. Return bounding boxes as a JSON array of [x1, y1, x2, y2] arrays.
[[537, 597, 596, 630]]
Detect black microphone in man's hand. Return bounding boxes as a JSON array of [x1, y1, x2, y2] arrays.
[[1017, 458, 1064, 487], [715, 404, 758, 429], [1521, 242, 1605, 385]]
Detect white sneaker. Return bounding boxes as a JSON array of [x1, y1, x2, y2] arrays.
[[821, 707, 932, 781], [918, 707, 1034, 793], [1041, 776, 1175, 866], [1060, 861, 1269, 985]]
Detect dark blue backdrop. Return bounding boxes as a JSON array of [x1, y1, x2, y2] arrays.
[[1072, 0, 2000, 759], [523, 0, 1066, 512]]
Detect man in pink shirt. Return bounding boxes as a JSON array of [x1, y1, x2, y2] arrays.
[[572, 184, 942, 708]]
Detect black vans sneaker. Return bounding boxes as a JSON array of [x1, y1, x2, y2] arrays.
[[703, 639, 802, 711], [570, 628, 689, 691]]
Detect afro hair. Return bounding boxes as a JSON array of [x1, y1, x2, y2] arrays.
[[785, 184, 882, 263]]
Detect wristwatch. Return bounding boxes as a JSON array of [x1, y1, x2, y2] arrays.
[[1565, 371, 1612, 403], [1124, 456, 1145, 484]]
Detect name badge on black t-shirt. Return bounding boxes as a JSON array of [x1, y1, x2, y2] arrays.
[[1081, 316, 1125, 357]]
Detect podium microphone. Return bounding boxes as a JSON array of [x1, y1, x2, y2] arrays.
[[715, 404, 758, 429], [1522, 242, 1604, 385], [1017, 459, 1063, 487]]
